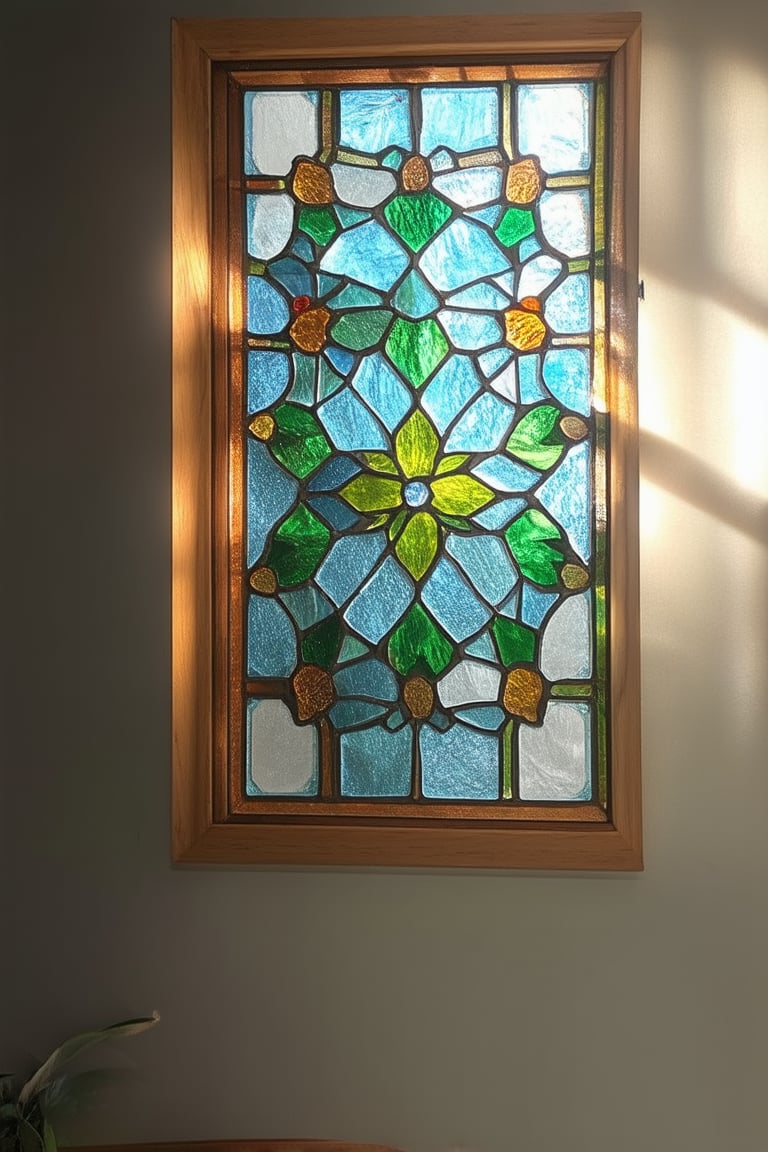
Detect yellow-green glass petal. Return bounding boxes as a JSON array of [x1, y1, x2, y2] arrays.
[[434, 453, 470, 475], [358, 451, 399, 475], [430, 474, 494, 515], [395, 410, 439, 478], [340, 475, 403, 512], [394, 512, 438, 581]]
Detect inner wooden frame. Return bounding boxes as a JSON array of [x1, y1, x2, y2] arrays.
[[172, 13, 642, 869]]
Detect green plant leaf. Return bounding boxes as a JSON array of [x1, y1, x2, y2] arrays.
[[395, 410, 439, 478], [339, 475, 403, 512], [505, 405, 564, 470], [430, 474, 494, 515], [394, 512, 438, 581], [505, 509, 565, 585]]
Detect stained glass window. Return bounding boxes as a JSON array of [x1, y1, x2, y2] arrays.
[[173, 15, 641, 868]]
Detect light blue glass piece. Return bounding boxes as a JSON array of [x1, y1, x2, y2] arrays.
[[247, 595, 297, 677], [536, 443, 591, 561], [404, 481, 429, 508], [246, 699, 318, 797], [292, 236, 314, 262], [517, 254, 563, 298], [445, 393, 515, 452], [517, 83, 592, 174], [386, 709, 408, 730], [330, 701, 388, 729], [542, 349, 591, 415], [332, 163, 397, 208], [522, 582, 559, 628], [432, 167, 502, 208], [519, 236, 541, 260], [421, 558, 491, 642], [539, 190, 591, 258], [518, 354, 548, 403], [467, 206, 502, 228], [340, 723, 412, 796], [324, 346, 355, 375], [308, 495, 360, 532], [352, 352, 413, 431], [421, 87, 499, 154], [455, 706, 506, 731], [340, 88, 412, 153], [430, 149, 454, 172], [497, 589, 520, 619], [247, 351, 291, 413], [317, 389, 388, 450], [473, 496, 526, 529], [540, 592, 592, 680], [269, 257, 313, 299], [245, 90, 319, 176], [392, 270, 439, 319], [437, 309, 502, 351], [279, 585, 333, 630], [478, 347, 513, 377], [334, 658, 399, 702], [465, 631, 498, 662], [318, 273, 342, 295], [382, 149, 403, 170], [315, 532, 387, 607], [446, 535, 519, 607], [307, 454, 360, 492], [321, 220, 409, 292], [420, 723, 499, 799], [544, 273, 591, 333], [338, 636, 370, 663], [247, 276, 289, 334], [487, 362, 517, 403], [344, 556, 414, 643], [318, 360, 344, 401], [471, 455, 537, 493], [493, 270, 517, 296], [287, 354, 315, 406], [335, 205, 371, 229], [420, 355, 481, 433], [519, 701, 592, 800], [447, 283, 510, 311], [420, 219, 509, 293], [247, 440, 298, 567], [329, 284, 383, 309], [247, 193, 294, 261]]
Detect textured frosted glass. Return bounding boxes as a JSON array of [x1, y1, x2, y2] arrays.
[[432, 167, 502, 208], [421, 355, 481, 432], [247, 596, 297, 677], [544, 273, 591, 334], [321, 220, 409, 290], [279, 586, 333, 631], [344, 556, 414, 643], [420, 87, 499, 154], [517, 254, 562, 298], [246, 91, 319, 176], [487, 362, 517, 402], [247, 351, 291, 414], [517, 84, 591, 174], [540, 592, 592, 680], [542, 349, 591, 415], [247, 441, 297, 566], [421, 723, 499, 799], [317, 389, 388, 450], [437, 660, 501, 708], [339, 89, 412, 153], [420, 219, 509, 292], [340, 723, 412, 796], [539, 190, 591, 258], [471, 455, 537, 493], [536, 443, 591, 561], [335, 658, 400, 702], [446, 535, 519, 606], [332, 163, 397, 208], [421, 558, 491, 641], [247, 194, 294, 261], [437, 309, 502, 351], [518, 702, 591, 800], [315, 533, 387, 607], [444, 393, 515, 451], [247, 277, 289, 334], [247, 700, 317, 795], [352, 353, 413, 430]]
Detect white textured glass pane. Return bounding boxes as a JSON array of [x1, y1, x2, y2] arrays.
[[517, 84, 591, 174], [246, 194, 294, 261], [247, 699, 317, 795], [516, 254, 562, 298], [331, 163, 397, 208], [432, 167, 502, 208], [539, 190, 591, 258], [540, 592, 592, 680], [518, 702, 591, 800], [246, 91, 319, 176], [437, 660, 501, 708]]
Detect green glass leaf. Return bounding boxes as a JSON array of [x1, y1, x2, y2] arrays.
[[492, 617, 537, 666], [434, 512, 472, 532], [394, 512, 438, 581], [434, 453, 470, 475], [358, 451, 399, 475], [495, 207, 536, 248], [330, 310, 391, 351], [302, 615, 343, 668], [388, 509, 408, 540], [270, 404, 332, 479], [505, 509, 565, 586], [340, 475, 403, 512], [388, 603, 453, 677], [298, 206, 337, 246], [266, 505, 331, 586], [366, 514, 390, 530], [384, 191, 452, 252], [385, 317, 448, 388], [506, 405, 564, 470], [430, 474, 494, 515], [395, 410, 439, 478]]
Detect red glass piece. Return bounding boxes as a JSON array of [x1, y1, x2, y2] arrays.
[[293, 295, 311, 314]]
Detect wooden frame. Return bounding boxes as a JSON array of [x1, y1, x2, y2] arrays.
[[172, 13, 642, 869]]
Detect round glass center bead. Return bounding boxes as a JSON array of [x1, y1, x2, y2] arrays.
[[404, 481, 430, 508]]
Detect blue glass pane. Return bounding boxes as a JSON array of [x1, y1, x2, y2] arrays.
[[386, 708, 408, 730], [420, 355, 480, 433], [269, 257, 313, 299], [430, 149, 454, 172], [292, 236, 314, 262], [471, 455, 537, 492], [338, 636, 370, 663], [330, 701, 388, 729], [344, 556, 414, 643], [421, 558, 491, 642], [518, 354, 548, 403], [246, 193, 294, 261], [464, 631, 498, 661], [247, 276, 289, 334], [318, 360, 344, 401], [420, 87, 499, 155], [325, 346, 355, 374], [307, 454, 360, 492], [478, 347, 513, 378], [321, 220, 409, 291], [329, 284, 383, 309], [318, 273, 342, 294], [247, 351, 291, 413], [519, 236, 541, 260], [287, 354, 314, 406], [517, 83, 591, 174], [247, 441, 298, 567], [352, 352, 413, 431], [340, 723, 412, 796], [437, 310, 502, 351], [486, 362, 517, 403], [445, 393, 515, 452], [317, 389, 388, 450], [517, 253, 562, 298], [498, 589, 520, 619], [335, 205, 371, 229], [536, 443, 591, 561], [420, 219, 510, 293], [279, 585, 333, 630], [542, 349, 590, 415], [544, 273, 591, 333], [247, 595, 297, 677], [420, 723, 499, 799], [468, 206, 502, 228], [522, 582, 559, 628], [539, 190, 591, 258], [334, 658, 399, 702], [473, 496, 526, 529], [308, 495, 360, 531], [446, 535, 519, 607], [339, 89, 412, 153], [493, 269, 517, 296], [447, 283, 510, 311], [382, 149, 403, 170], [392, 270, 439, 319], [245, 90, 319, 176], [315, 532, 387, 607], [455, 706, 506, 731], [432, 167, 502, 208]]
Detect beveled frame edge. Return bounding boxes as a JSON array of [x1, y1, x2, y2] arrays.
[[172, 13, 642, 870]]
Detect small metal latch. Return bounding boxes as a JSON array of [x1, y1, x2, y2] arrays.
[[638, 280, 645, 300]]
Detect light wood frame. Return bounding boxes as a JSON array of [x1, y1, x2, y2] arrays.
[[172, 13, 642, 869]]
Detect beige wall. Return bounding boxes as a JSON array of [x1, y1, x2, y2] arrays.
[[3, 2, 767, 1151]]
